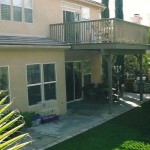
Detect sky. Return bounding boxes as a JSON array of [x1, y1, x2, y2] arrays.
[[95, 0, 150, 26]]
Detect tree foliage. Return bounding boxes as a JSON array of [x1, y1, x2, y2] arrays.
[[101, 0, 109, 18], [115, 0, 124, 84], [115, 0, 124, 19], [101, 0, 110, 82]]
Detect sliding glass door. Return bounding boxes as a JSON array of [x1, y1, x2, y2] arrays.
[[63, 10, 80, 43], [65, 62, 82, 102]]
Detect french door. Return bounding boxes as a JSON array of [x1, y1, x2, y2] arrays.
[[65, 62, 82, 102], [63, 10, 80, 43]]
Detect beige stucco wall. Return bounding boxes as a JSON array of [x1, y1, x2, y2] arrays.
[[0, 0, 103, 37], [65, 50, 103, 85], [0, 46, 67, 115]]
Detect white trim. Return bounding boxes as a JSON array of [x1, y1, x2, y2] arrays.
[[26, 63, 42, 106], [24, 0, 32, 9], [81, 6, 90, 20], [65, 61, 82, 102], [62, 1, 81, 12], [0, 65, 11, 101], [0, 0, 11, 5], [0, 0, 33, 23], [26, 62, 57, 106]]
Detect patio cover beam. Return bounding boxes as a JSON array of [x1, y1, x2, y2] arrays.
[[71, 43, 149, 52]]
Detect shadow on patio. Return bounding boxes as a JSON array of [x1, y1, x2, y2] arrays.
[[67, 92, 150, 117], [24, 93, 150, 150]]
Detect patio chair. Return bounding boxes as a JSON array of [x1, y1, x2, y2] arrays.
[[82, 83, 97, 101]]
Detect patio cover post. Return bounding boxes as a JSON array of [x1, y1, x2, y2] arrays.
[[139, 54, 143, 101], [107, 55, 113, 113]]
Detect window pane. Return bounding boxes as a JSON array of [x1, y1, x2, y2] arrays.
[[13, 6, 22, 21], [44, 83, 56, 100], [83, 60, 91, 74], [24, 0, 32, 8], [0, 67, 9, 103], [13, 0, 22, 7], [0, 67, 8, 90], [27, 64, 41, 85], [1, 4, 11, 20], [0, 0, 11, 5], [84, 74, 91, 86], [28, 85, 41, 105], [82, 7, 90, 20], [43, 64, 55, 82], [25, 8, 32, 23]]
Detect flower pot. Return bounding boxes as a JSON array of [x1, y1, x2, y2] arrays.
[[41, 115, 59, 124]]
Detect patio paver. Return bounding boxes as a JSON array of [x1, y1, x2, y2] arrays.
[[23, 93, 150, 150]]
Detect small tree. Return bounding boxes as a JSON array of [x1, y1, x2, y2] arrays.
[[101, 0, 110, 83], [115, 0, 124, 19], [0, 93, 32, 150], [101, 0, 109, 18], [115, 0, 124, 85]]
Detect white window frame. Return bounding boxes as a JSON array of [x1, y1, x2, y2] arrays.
[[42, 63, 57, 102], [13, 0, 22, 22], [27, 63, 42, 106], [0, 0, 33, 23], [81, 7, 90, 21], [24, 0, 33, 23], [0, 0, 11, 21], [0, 65, 11, 102], [27, 63, 57, 106]]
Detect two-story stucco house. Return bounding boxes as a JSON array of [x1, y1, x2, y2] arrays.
[[0, 0, 149, 115], [0, 0, 106, 115]]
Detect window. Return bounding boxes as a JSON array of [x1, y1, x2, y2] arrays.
[[0, 0, 11, 21], [24, 0, 32, 23], [43, 64, 56, 100], [0, 66, 10, 103], [27, 63, 56, 106], [62, 2, 81, 23], [82, 7, 90, 20], [83, 60, 92, 86], [0, 0, 33, 23], [27, 64, 41, 106], [13, 0, 22, 22]]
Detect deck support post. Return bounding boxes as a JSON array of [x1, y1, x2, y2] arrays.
[[103, 55, 113, 113], [139, 54, 143, 101]]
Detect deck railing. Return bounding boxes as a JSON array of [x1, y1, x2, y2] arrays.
[[50, 18, 149, 44]]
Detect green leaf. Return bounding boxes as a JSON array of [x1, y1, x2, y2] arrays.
[[7, 141, 32, 150], [0, 123, 25, 141], [0, 116, 22, 134], [0, 102, 13, 115], [0, 110, 17, 125], [0, 133, 29, 149], [0, 96, 8, 106]]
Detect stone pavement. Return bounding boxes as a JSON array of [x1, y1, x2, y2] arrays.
[[23, 93, 150, 150]]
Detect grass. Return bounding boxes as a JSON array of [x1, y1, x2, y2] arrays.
[[47, 100, 150, 150]]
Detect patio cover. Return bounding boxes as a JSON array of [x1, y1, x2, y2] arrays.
[[71, 43, 150, 113]]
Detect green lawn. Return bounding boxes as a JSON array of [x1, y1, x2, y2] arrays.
[[47, 101, 150, 150]]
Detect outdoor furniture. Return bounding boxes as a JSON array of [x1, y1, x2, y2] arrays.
[[82, 83, 97, 100], [82, 83, 109, 103]]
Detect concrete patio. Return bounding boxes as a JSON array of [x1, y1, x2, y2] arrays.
[[23, 93, 150, 150]]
